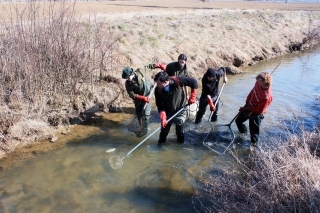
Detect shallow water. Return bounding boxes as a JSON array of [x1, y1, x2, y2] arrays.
[[0, 48, 319, 213]]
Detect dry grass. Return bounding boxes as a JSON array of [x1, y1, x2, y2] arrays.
[[193, 111, 320, 212]]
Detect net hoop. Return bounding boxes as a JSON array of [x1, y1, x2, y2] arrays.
[[109, 155, 123, 169]]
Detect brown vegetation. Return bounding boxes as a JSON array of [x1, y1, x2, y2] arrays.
[[193, 124, 320, 212]]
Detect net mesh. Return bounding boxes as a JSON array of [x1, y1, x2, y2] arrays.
[[127, 115, 148, 137], [109, 155, 123, 169], [203, 124, 235, 154]]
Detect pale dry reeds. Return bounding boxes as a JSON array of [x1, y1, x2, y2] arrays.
[[193, 123, 320, 212]]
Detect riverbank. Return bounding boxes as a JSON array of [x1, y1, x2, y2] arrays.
[[0, 1, 320, 161]]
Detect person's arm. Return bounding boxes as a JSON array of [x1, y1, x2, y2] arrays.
[[125, 82, 137, 100], [147, 63, 166, 71], [154, 89, 165, 112], [178, 77, 198, 105], [217, 67, 228, 83], [154, 89, 167, 127]]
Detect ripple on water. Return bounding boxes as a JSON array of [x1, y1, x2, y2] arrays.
[[125, 165, 195, 206]]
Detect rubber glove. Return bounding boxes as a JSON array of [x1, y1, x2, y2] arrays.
[[188, 88, 197, 105], [154, 63, 167, 71], [206, 96, 216, 112], [135, 95, 150, 103], [159, 111, 167, 128]]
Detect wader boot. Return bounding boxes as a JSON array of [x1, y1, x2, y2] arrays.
[[137, 116, 149, 137], [158, 135, 167, 147], [211, 114, 218, 122], [195, 113, 202, 124], [176, 125, 185, 144]]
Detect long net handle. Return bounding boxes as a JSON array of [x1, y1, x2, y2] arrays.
[[122, 104, 188, 159], [271, 62, 281, 75], [208, 82, 226, 121], [142, 83, 157, 110]]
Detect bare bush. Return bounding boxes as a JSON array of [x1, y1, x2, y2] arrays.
[[0, 1, 122, 150]]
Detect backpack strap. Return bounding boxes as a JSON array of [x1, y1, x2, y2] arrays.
[[135, 68, 145, 82], [170, 76, 182, 87]]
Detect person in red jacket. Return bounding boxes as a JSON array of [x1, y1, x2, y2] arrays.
[[235, 72, 273, 145]]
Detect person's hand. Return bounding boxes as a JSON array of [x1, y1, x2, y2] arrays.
[[135, 95, 150, 103], [223, 75, 228, 84], [188, 88, 197, 105], [159, 111, 167, 128], [206, 97, 216, 112], [147, 64, 156, 69]]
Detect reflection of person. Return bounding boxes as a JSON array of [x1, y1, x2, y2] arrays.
[[235, 72, 273, 145], [154, 71, 198, 146], [195, 67, 227, 124], [148, 53, 189, 77], [122, 66, 154, 134]]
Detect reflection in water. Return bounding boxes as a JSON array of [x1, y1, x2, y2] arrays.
[[126, 165, 194, 206], [0, 49, 319, 212]]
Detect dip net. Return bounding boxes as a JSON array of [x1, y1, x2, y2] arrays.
[[127, 115, 148, 137]]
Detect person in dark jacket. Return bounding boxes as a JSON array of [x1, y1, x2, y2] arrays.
[[195, 67, 228, 124], [148, 53, 189, 77], [154, 71, 198, 146], [122, 66, 154, 135], [236, 72, 273, 145]]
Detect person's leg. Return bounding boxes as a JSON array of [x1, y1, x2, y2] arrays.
[[158, 120, 173, 146], [249, 114, 263, 144], [175, 124, 185, 143], [174, 112, 187, 143], [195, 96, 207, 124], [143, 98, 152, 131], [235, 112, 249, 134]]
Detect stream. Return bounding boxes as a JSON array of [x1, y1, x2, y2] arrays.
[[0, 48, 319, 213]]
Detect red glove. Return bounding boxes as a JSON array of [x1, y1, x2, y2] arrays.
[[135, 95, 150, 103], [206, 97, 216, 112], [188, 88, 197, 105], [159, 111, 167, 128], [154, 63, 167, 71]]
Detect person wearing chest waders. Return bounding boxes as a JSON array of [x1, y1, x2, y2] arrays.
[[154, 71, 198, 146], [122, 66, 154, 136], [148, 54, 197, 120], [236, 72, 273, 147], [148, 53, 190, 77], [195, 67, 228, 124]]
